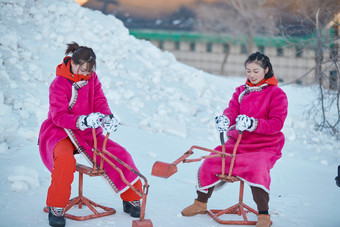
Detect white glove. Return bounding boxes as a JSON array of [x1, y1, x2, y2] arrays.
[[215, 115, 230, 133], [102, 114, 119, 133], [235, 114, 256, 132], [77, 112, 104, 131]]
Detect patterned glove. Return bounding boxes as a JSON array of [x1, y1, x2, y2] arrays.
[[215, 115, 230, 133], [77, 112, 104, 131], [235, 114, 256, 132], [102, 114, 119, 133]]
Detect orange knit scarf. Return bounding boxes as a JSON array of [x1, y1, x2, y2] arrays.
[[246, 75, 278, 87], [56, 57, 92, 82]]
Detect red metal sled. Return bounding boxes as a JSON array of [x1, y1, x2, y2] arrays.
[[44, 128, 153, 227], [152, 131, 261, 225]]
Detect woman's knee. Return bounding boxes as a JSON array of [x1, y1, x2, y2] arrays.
[[107, 145, 132, 161], [53, 138, 76, 166]]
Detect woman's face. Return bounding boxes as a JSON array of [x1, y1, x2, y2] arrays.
[[245, 62, 268, 85], [71, 60, 91, 75]]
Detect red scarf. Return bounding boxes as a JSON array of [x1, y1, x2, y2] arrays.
[[56, 57, 91, 82], [246, 75, 278, 87]]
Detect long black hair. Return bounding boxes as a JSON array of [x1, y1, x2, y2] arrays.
[[244, 52, 274, 78]]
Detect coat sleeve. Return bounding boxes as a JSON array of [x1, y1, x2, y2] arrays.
[[92, 73, 111, 115], [255, 87, 288, 135], [223, 86, 243, 126], [49, 77, 79, 129]]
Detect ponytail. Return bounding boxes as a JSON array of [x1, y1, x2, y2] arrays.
[[65, 42, 80, 56]]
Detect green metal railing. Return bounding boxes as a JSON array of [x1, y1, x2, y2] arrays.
[[129, 29, 315, 48]]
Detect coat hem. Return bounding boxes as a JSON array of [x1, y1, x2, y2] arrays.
[[196, 175, 270, 194], [116, 177, 140, 195], [237, 176, 270, 194]]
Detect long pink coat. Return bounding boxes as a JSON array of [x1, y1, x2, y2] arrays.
[[197, 84, 288, 193], [39, 71, 139, 194]]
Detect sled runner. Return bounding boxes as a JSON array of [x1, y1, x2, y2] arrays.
[[44, 128, 153, 227], [152, 131, 259, 225]]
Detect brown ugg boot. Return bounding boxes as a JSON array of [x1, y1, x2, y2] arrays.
[[181, 199, 207, 216], [256, 214, 271, 227]]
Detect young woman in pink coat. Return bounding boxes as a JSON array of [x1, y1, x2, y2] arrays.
[[39, 42, 142, 227], [181, 52, 288, 227]]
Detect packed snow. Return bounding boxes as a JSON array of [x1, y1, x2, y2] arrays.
[[0, 0, 340, 226]]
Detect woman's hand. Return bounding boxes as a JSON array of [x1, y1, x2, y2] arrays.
[[215, 115, 230, 132], [235, 115, 257, 132], [102, 114, 119, 133], [77, 112, 104, 131]]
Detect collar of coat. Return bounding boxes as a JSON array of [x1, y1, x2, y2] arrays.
[[56, 57, 92, 82], [238, 75, 278, 103], [245, 75, 278, 87]]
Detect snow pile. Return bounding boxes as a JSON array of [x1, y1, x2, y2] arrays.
[[0, 0, 230, 141], [0, 0, 340, 226]]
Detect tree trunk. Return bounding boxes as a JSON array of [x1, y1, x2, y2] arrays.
[[220, 45, 230, 75], [247, 19, 254, 55]]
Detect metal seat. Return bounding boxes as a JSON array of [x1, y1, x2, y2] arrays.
[[207, 132, 258, 225]]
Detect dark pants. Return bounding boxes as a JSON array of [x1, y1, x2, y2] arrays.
[[196, 185, 269, 212]]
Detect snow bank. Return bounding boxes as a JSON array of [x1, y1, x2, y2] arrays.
[[0, 0, 226, 142]]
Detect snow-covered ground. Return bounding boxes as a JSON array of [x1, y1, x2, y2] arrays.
[[1, 0, 340, 226]]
